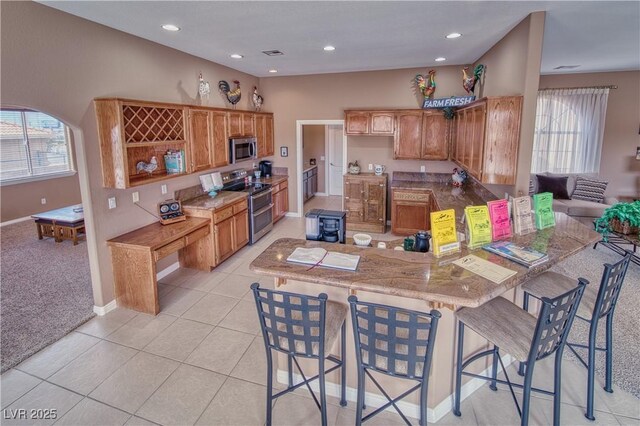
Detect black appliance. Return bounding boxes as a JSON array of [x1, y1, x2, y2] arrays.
[[221, 169, 273, 244], [259, 160, 273, 177], [305, 209, 346, 243], [229, 137, 257, 164]]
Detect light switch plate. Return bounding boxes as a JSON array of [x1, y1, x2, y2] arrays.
[[420, 165, 426, 172], [368, 163, 373, 171], [132, 192, 139, 203], [108, 197, 116, 209], [40, 198, 46, 205], [161, 184, 168, 195], [320, 156, 325, 161]]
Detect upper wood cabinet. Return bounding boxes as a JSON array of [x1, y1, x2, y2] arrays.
[[421, 111, 449, 160], [188, 109, 213, 172], [394, 111, 423, 159], [211, 111, 229, 168], [345, 111, 395, 135], [94, 99, 190, 189], [255, 113, 274, 158], [451, 96, 522, 185], [228, 111, 255, 137], [264, 115, 274, 156]]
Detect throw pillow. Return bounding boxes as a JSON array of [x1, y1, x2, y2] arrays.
[[536, 174, 570, 199], [572, 176, 608, 203]]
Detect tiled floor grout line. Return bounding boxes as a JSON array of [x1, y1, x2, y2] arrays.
[[190, 374, 233, 426]]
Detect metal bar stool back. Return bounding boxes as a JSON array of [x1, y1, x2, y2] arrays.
[[348, 295, 441, 426], [251, 283, 347, 426], [453, 278, 588, 426], [521, 250, 632, 420]]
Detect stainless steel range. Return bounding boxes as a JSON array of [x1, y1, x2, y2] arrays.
[[221, 169, 273, 244]]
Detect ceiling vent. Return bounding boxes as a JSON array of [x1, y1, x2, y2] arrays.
[[262, 50, 284, 56], [553, 65, 581, 70]]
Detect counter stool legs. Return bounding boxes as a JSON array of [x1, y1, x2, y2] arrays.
[[453, 321, 464, 417]]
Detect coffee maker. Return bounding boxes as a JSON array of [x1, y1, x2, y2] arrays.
[[259, 160, 272, 177], [305, 209, 346, 243]]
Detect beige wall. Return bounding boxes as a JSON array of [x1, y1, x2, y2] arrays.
[[539, 71, 640, 197], [302, 125, 326, 194], [1, 175, 82, 221], [1, 2, 263, 306], [475, 12, 545, 196]]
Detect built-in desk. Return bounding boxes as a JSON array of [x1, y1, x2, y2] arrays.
[[107, 217, 211, 314]]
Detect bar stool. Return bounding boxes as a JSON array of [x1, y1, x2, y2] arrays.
[[251, 283, 347, 426], [453, 278, 588, 426], [520, 251, 632, 420], [347, 295, 441, 426]]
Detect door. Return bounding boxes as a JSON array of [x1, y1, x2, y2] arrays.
[[255, 114, 266, 158], [392, 201, 430, 234], [422, 111, 449, 160], [242, 113, 255, 136], [345, 111, 369, 134], [370, 112, 395, 135], [363, 180, 386, 224], [211, 112, 229, 167], [233, 210, 249, 248], [327, 124, 344, 196], [265, 115, 274, 156], [188, 110, 212, 172], [227, 112, 242, 137], [394, 111, 422, 159], [344, 177, 364, 223], [215, 217, 235, 263]]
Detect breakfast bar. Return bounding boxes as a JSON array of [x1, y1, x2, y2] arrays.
[[250, 213, 601, 421]]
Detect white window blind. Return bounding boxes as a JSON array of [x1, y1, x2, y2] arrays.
[[0, 109, 73, 183], [531, 87, 609, 174]]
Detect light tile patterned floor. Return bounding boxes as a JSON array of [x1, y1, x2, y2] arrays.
[[2, 208, 639, 425]]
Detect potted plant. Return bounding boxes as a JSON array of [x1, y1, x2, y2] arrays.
[[594, 201, 640, 238]]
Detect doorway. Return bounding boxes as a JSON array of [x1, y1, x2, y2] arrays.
[[296, 120, 347, 217]]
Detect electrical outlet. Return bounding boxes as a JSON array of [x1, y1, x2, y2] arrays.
[[40, 198, 46, 205], [108, 197, 116, 209], [368, 163, 373, 171], [320, 156, 325, 161], [161, 184, 168, 195], [132, 192, 139, 203], [420, 165, 426, 172]]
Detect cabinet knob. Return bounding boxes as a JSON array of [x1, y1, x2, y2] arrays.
[[345, 197, 350, 200], [364, 199, 368, 202]]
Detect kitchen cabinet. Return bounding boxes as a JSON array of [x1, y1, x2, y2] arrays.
[[228, 111, 255, 137], [421, 110, 450, 160], [394, 110, 450, 160], [255, 113, 275, 158], [211, 111, 229, 168], [345, 111, 395, 136], [182, 197, 249, 269], [394, 111, 423, 159], [391, 188, 431, 235], [272, 179, 289, 223], [94, 99, 190, 188], [343, 174, 387, 233], [452, 96, 522, 185], [302, 166, 318, 202], [188, 109, 213, 172]]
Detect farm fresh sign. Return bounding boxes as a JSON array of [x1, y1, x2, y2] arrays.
[[423, 96, 475, 109]]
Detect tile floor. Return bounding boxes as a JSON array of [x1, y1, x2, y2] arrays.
[[2, 201, 639, 425]]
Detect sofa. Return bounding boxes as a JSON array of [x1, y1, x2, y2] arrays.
[[530, 173, 618, 220]]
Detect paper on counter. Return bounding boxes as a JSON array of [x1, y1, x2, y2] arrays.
[[453, 255, 517, 284], [287, 247, 360, 271]]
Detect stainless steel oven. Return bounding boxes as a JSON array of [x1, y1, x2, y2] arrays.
[[229, 137, 257, 164], [249, 188, 273, 244]]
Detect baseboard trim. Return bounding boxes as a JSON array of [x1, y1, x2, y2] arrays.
[[157, 261, 180, 281], [276, 354, 513, 423], [285, 212, 301, 218], [0, 215, 32, 227], [314, 192, 328, 197], [93, 299, 117, 316]]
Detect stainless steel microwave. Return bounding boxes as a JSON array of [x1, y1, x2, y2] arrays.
[[229, 137, 257, 164]]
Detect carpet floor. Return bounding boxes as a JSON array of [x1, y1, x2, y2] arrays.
[[551, 242, 639, 398], [1, 220, 94, 373]]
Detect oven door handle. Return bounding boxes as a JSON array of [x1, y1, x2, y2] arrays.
[[249, 142, 256, 158], [251, 188, 273, 201], [253, 203, 274, 216]]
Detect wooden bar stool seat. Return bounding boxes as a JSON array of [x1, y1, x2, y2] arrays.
[[522, 271, 596, 319]]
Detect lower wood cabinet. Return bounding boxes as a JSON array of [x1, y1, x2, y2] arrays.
[[344, 174, 387, 233], [391, 189, 432, 235], [183, 197, 249, 269], [272, 179, 289, 223]]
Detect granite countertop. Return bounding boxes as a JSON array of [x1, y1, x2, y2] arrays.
[[255, 175, 288, 185], [250, 212, 600, 308], [181, 191, 247, 211]]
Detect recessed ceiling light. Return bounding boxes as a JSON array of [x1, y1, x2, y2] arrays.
[[230, 54, 244, 59], [269, 69, 278, 73], [323, 45, 336, 51], [435, 57, 446, 62], [161, 24, 180, 32], [446, 32, 462, 39]]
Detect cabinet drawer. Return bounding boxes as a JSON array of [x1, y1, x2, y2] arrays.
[[393, 191, 430, 202], [279, 180, 288, 190], [233, 199, 248, 214], [272, 183, 280, 193], [214, 206, 234, 223], [184, 226, 210, 246], [154, 238, 185, 261]]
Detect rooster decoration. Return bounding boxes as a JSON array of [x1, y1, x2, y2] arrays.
[[415, 69, 436, 99], [198, 72, 210, 99], [136, 156, 158, 175], [462, 64, 485, 94], [452, 167, 468, 188], [252, 86, 264, 111], [218, 80, 241, 107]]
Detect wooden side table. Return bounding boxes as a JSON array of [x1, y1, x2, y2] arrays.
[[107, 217, 212, 315], [32, 204, 85, 245]]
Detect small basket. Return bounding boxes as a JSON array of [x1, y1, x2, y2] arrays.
[[610, 218, 638, 235]]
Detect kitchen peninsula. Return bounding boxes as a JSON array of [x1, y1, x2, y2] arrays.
[[250, 212, 600, 420]]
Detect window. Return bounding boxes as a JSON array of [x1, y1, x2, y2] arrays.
[[0, 109, 73, 183], [531, 88, 609, 174]]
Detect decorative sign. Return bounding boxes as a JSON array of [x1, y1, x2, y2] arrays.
[[464, 205, 492, 250], [533, 192, 556, 229], [487, 199, 512, 241], [423, 95, 475, 109], [430, 209, 460, 257]]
